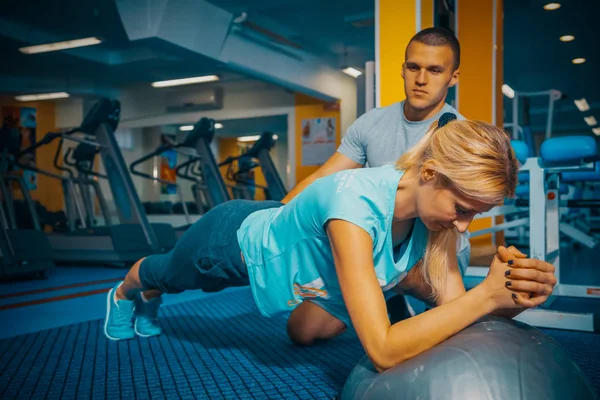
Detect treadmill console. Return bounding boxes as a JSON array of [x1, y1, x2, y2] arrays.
[[80, 99, 121, 135]]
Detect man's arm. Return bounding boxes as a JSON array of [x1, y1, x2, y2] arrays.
[[282, 113, 370, 204], [282, 152, 362, 203]]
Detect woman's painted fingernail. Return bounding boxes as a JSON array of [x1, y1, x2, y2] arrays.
[[508, 260, 514, 265], [506, 281, 512, 287], [505, 270, 511, 276]]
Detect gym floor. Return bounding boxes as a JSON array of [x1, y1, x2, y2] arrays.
[[1, 246, 599, 399]]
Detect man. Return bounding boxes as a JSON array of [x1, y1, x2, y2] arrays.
[[283, 27, 462, 203], [284, 27, 469, 345]]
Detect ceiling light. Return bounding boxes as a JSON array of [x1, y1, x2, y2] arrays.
[[572, 58, 586, 64], [502, 84, 515, 99], [19, 37, 102, 54], [584, 116, 597, 126], [543, 3, 561, 10], [574, 98, 590, 112], [181, 122, 222, 131], [151, 75, 220, 88], [238, 135, 261, 142], [559, 35, 574, 42], [342, 67, 363, 78], [233, 12, 248, 24], [593, 127, 600, 136], [15, 92, 70, 101], [273, 134, 279, 140]]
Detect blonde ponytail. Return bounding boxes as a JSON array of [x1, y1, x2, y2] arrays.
[[421, 228, 457, 301]]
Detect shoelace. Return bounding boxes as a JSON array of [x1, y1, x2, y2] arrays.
[[115, 303, 134, 326]]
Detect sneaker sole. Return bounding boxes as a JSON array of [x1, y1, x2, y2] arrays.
[[104, 286, 134, 341]]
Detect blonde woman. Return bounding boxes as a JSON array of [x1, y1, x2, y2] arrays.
[[104, 114, 556, 372]]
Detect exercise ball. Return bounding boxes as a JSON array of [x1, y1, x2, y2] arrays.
[[340, 317, 596, 400]]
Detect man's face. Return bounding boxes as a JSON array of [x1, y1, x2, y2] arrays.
[[402, 41, 459, 111]]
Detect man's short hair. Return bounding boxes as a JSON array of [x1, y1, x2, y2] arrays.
[[406, 27, 461, 71]]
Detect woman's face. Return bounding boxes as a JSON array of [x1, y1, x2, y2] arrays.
[[416, 170, 495, 233]]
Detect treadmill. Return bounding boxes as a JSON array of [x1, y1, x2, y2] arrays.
[[174, 157, 212, 215], [16, 99, 177, 265], [130, 117, 232, 238], [0, 122, 55, 279], [219, 131, 287, 201], [188, 118, 232, 206], [53, 135, 112, 231]]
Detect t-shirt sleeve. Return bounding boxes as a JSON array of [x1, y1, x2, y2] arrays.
[[318, 173, 381, 244], [337, 112, 369, 165]]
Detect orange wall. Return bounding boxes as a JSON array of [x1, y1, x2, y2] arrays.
[[294, 93, 341, 184], [421, 0, 434, 29], [457, 1, 494, 122], [457, 0, 504, 248], [1, 100, 63, 212], [378, 0, 416, 107]]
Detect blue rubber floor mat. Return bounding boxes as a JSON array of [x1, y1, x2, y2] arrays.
[[1, 287, 598, 399], [0, 288, 364, 399]]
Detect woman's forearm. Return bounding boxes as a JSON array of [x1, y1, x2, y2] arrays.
[[376, 283, 495, 371], [490, 307, 524, 319]]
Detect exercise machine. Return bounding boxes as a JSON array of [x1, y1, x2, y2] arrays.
[[503, 88, 600, 249], [131, 118, 230, 206], [466, 136, 600, 332], [130, 119, 222, 237], [0, 122, 55, 279], [190, 118, 232, 207], [16, 99, 177, 264], [219, 132, 287, 201], [174, 157, 212, 214], [221, 154, 266, 200], [505, 88, 563, 143], [54, 137, 112, 229]]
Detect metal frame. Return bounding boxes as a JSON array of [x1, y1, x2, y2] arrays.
[[222, 132, 288, 202], [14, 99, 176, 264], [0, 172, 55, 278], [253, 142, 288, 201], [93, 122, 160, 248], [129, 144, 193, 225], [507, 89, 562, 141], [175, 157, 212, 215], [466, 157, 599, 332]]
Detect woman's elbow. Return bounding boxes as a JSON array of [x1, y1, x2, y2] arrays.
[[370, 353, 404, 373], [368, 343, 406, 372]]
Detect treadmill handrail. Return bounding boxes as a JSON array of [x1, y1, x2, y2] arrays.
[[175, 157, 201, 182], [18, 130, 100, 159], [17, 132, 63, 158], [217, 155, 239, 167], [64, 147, 108, 180], [53, 139, 75, 177], [129, 145, 177, 184]]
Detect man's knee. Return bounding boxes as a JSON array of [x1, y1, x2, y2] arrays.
[[286, 301, 346, 346]]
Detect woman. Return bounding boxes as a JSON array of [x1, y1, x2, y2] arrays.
[[104, 115, 556, 371]]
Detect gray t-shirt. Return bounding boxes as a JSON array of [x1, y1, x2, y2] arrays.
[[338, 101, 464, 167]]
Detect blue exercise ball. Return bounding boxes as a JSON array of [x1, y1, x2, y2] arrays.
[[340, 317, 596, 400]]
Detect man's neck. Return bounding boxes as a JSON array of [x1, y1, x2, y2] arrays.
[[403, 100, 447, 122]]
